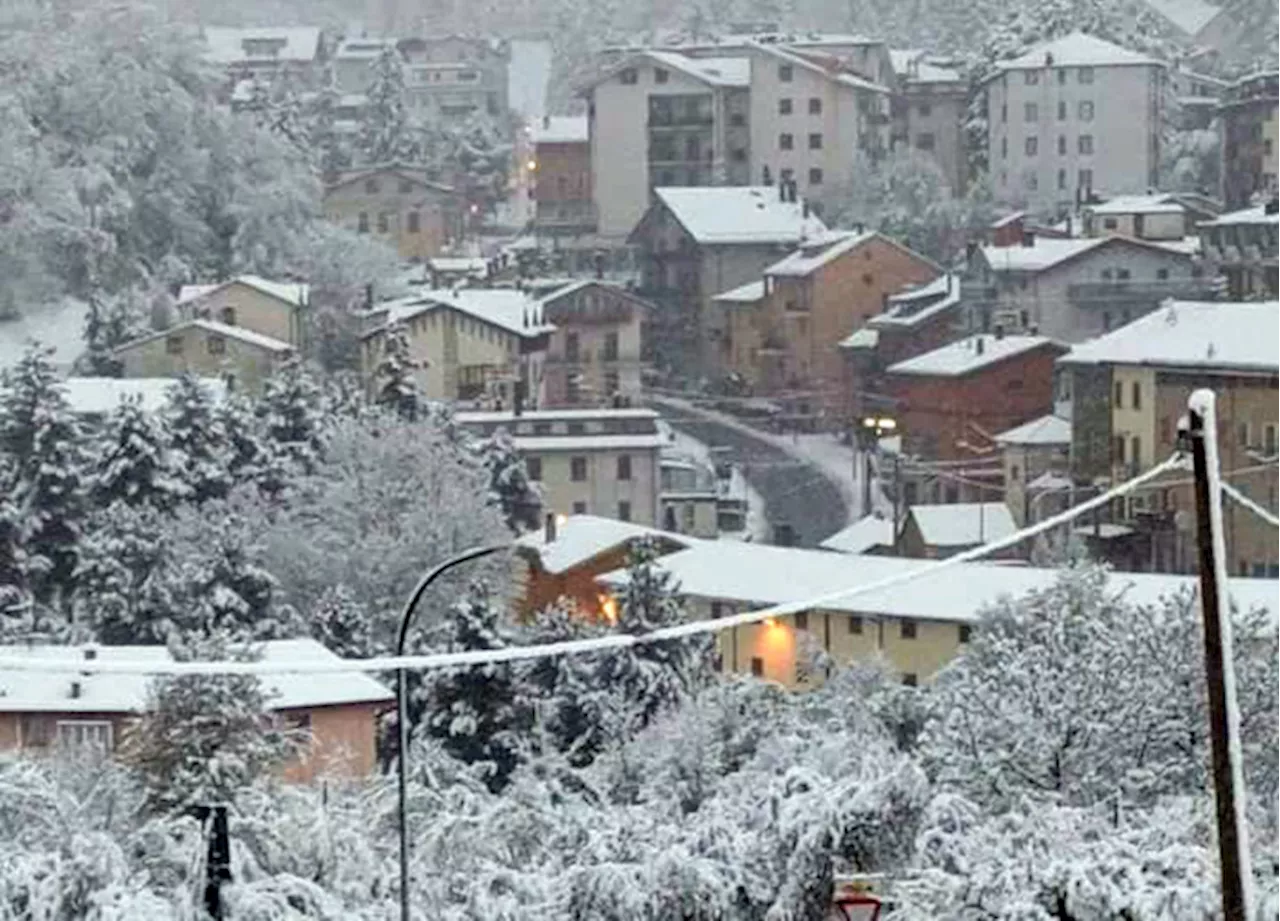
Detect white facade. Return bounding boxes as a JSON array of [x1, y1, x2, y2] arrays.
[[983, 33, 1165, 217]]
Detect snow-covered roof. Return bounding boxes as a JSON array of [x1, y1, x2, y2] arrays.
[[1058, 301, 1280, 373], [333, 37, 395, 59], [530, 115, 589, 144], [428, 257, 488, 275], [0, 639, 392, 714], [59, 377, 227, 415], [996, 32, 1161, 72], [819, 514, 895, 554], [115, 320, 294, 355], [890, 49, 964, 83], [200, 27, 322, 65], [909, 502, 1018, 547], [869, 273, 961, 329], [1149, 237, 1202, 256], [839, 327, 879, 349], [652, 187, 828, 245], [516, 514, 700, 574], [1198, 204, 1280, 226], [178, 275, 310, 309], [645, 51, 750, 87], [597, 540, 1277, 624], [980, 237, 1107, 272], [1028, 471, 1073, 491], [748, 41, 891, 94], [511, 434, 669, 452], [1073, 523, 1135, 539], [994, 414, 1071, 446], [887, 334, 1058, 377], [1145, 0, 1224, 36], [1089, 194, 1186, 215], [373, 289, 556, 339], [454, 407, 658, 423], [712, 280, 767, 304], [765, 230, 885, 277]]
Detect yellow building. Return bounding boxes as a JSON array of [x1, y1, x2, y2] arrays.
[[323, 164, 461, 262], [359, 288, 552, 406], [454, 408, 665, 526], [113, 320, 294, 394], [176, 275, 309, 348]]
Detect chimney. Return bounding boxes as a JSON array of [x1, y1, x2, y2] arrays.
[[542, 114, 550, 129], [995, 324, 1005, 340], [83, 647, 97, 661], [975, 335, 985, 355], [762, 165, 773, 186], [544, 512, 557, 543], [70, 680, 82, 699], [778, 180, 787, 202]]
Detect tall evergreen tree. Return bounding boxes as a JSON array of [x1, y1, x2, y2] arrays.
[[90, 397, 188, 511], [359, 46, 413, 165], [308, 62, 351, 182], [162, 374, 230, 504], [256, 358, 325, 485], [74, 503, 176, 644], [373, 321, 421, 421], [311, 583, 374, 659], [477, 427, 542, 534]]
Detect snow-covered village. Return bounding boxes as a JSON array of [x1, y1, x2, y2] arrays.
[[0, 0, 1276, 916]]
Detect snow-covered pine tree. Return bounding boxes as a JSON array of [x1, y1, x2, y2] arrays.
[[124, 632, 291, 815], [181, 512, 281, 641], [598, 538, 714, 737], [311, 583, 374, 659], [90, 397, 188, 512], [417, 583, 530, 792], [358, 46, 413, 166], [255, 358, 325, 495], [213, 393, 271, 492], [162, 374, 231, 504], [74, 503, 177, 644], [307, 63, 351, 182], [477, 427, 542, 534], [0, 343, 87, 605], [444, 112, 513, 220], [372, 321, 421, 421]]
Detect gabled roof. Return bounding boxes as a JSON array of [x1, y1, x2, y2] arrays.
[[868, 273, 961, 329], [0, 639, 393, 713], [324, 164, 453, 195], [994, 32, 1161, 72], [644, 186, 828, 246], [1057, 301, 1280, 373], [59, 377, 227, 415], [1145, 0, 1224, 36], [994, 414, 1071, 447], [747, 40, 892, 94], [178, 275, 310, 309], [979, 234, 1192, 274], [908, 502, 1018, 547], [333, 37, 396, 60], [580, 50, 749, 92], [200, 27, 322, 65], [820, 514, 895, 554], [890, 49, 964, 84], [365, 289, 556, 340], [764, 229, 940, 278], [530, 115, 589, 144], [114, 319, 294, 355], [515, 514, 700, 574], [1198, 204, 1280, 227], [1088, 194, 1186, 215], [537, 279, 653, 312], [713, 279, 767, 304], [887, 334, 1061, 378]]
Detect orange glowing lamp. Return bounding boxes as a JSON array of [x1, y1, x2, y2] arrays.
[[598, 594, 618, 624]]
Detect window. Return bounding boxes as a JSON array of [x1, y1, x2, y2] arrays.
[[1237, 422, 1252, 447], [1011, 464, 1020, 481], [365, 178, 379, 194], [1116, 268, 1130, 280], [779, 64, 793, 82], [377, 212, 389, 233], [1058, 100, 1067, 120], [1024, 102, 1038, 122], [1078, 168, 1093, 189], [916, 132, 935, 151], [605, 369, 619, 395], [617, 500, 631, 521], [1078, 135, 1093, 154], [1058, 168, 1067, 189], [1000, 103, 1007, 123], [794, 611, 808, 630], [1114, 435, 1126, 463], [1079, 66, 1094, 84], [1000, 137, 1008, 159], [399, 179, 413, 193], [572, 500, 587, 514], [750, 657, 764, 677], [603, 331, 619, 361], [206, 335, 226, 356], [1025, 170, 1038, 191], [809, 97, 822, 114], [1057, 69, 1067, 85], [1078, 100, 1094, 121], [1025, 136, 1038, 156], [1265, 424, 1277, 454], [900, 619, 917, 639], [1114, 380, 1123, 408], [616, 454, 632, 480], [1057, 134, 1067, 154], [958, 624, 972, 643], [808, 167, 823, 185], [779, 133, 793, 150], [1025, 70, 1039, 85], [565, 331, 580, 362], [164, 334, 183, 356], [1131, 381, 1141, 410], [1131, 436, 1141, 466], [1102, 311, 1112, 331], [570, 456, 587, 481], [620, 68, 637, 84], [902, 672, 919, 687], [357, 212, 369, 233], [731, 147, 747, 162], [862, 273, 874, 286], [1103, 217, 1118, 229], [917, 102, 932, 116], [526, 456, 542, 481], [779, 97, 793, 115], [654, 67, 668, 83], [407, 210, 420, 233], [808, 132, 822, 150], [1156, 268, 1169, 280], [56, 720, 112, 753], [848, 615, 863, 634], [219, 306, 236, 325]]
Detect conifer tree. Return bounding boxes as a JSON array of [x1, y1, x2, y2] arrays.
[[373, 321, 421, 421], [74, 503, 176, 644], [477, 427, 541, 534], [90, 397, 188, 512], [256, 358, 324, 482], [520, 602, 611, 766], [359, 46, 412, 165], [311, 583, 374, 659], [162, 374, 230, 504]]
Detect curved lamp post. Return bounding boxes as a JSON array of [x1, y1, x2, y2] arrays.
[[395, 542, 513, 921]]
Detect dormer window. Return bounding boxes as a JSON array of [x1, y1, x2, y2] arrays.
[[220, 306, 236, 326]]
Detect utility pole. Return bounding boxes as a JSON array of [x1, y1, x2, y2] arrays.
[[1186, 389, 1253, 921]]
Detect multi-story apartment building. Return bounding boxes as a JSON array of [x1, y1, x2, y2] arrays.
[[1057, 300, 1278, 575], [1167, 64, 1227, 130], [1198, 202, 1280, 298], [454, 408, 665, 524], [629, 184, 826, 377], [715, 229, 939, 416], [890, 51, 968, 193], [199, 27, 324, 102], [965, 231, 1212, 342], [530, 116, 594, 237], [538, 281, 649, 407], [993, 413, 1071, 525], [175, 276, 310, 349], [981, 32, 1165, 216], [582, 50, 752, 239], [1219, 70, 1279, 209], [323, 165, 462, 261]]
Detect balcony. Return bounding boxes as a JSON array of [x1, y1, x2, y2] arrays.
[[1066, 280, 1222, 307], [647, 114, 715, 129]]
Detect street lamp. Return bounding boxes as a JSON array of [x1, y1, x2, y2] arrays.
[[395, 542, 513, 921], [857, 416, 898, 522]]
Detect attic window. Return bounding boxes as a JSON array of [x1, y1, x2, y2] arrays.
[[365, 178, 380, 194], [166, 335, 184, 355], [654, 67, 669, 84], [620, 68, 638, 85], [779, 64, 793, 82]]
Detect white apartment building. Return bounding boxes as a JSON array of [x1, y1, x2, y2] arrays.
[[982, 32, 1166, 217]]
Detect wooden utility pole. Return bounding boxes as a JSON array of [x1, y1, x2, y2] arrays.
[[1186, 389, 1253, 921]]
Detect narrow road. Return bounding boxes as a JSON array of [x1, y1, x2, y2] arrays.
[[657, 402, 848, 549]]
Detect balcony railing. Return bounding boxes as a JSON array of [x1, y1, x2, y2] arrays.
[[647, 115, 715, 128], [1066, 280, 1222, 306]]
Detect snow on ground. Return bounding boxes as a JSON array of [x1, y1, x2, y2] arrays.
[[0, 299, 87, 372]]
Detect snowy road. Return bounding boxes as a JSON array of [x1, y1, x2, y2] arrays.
[[655, 401, 848, 548]]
